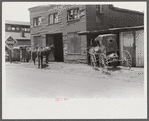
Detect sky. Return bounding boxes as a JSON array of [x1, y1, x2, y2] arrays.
[[2, 2, 146, 22]]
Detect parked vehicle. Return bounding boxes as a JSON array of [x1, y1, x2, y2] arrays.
[[88, 34, 132, 70]]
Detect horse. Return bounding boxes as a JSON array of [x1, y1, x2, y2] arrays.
[[32, 48, 38, 65], [32, 45, 55, 68]]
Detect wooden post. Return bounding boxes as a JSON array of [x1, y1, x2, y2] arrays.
[[9, 49, 12, 63]]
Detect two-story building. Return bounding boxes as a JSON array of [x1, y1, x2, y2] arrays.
[[5, 20, 31, 47], [5, 20, 31, 61], [28, 4, 144, 63]]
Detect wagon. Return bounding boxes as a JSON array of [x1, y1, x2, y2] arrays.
[[89, 34, 132, 70]]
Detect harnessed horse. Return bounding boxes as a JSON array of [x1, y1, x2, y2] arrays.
[[32, 45, 55, 68]]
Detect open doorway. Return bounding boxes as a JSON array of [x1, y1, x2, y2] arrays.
[[46, 33, 64, 62]]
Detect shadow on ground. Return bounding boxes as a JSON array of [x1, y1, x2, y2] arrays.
[[107, 67, 122, 71], [42, 64, 49, 68]]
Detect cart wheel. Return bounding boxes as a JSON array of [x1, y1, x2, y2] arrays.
[[92, 54, 97, 68], [90, 53, 95, 67], [90, 54, 94, 67], [99, 53, 107, 69], [121, 50, 132, 70], [112, 62, 117, 68]]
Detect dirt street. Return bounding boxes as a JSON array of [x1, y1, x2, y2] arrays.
[[3, 62, 146, 119]]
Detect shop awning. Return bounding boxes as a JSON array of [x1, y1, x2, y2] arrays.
[[78, 26, 144, 35]]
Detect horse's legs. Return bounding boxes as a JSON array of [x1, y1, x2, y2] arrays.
[[46, 55, 48, 64], [38, 57, 40, 68], [33, 58, 35, 65], [41, 57, 43, 68]]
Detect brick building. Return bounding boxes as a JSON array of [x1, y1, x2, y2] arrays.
[[28, 4, 144, 63]]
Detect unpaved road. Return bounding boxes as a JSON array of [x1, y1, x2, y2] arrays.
[[4, 62, 144, 99], [3, 62, 146, 119]]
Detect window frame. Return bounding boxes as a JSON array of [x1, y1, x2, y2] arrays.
[[67, 8, 80, 22], [33, 16, 42, 27], [6, 25, 11, 31], [53, 13, 58, 23], [48, 13, 59, 25], [48, 14, 54, 24], [11, 26, 16, 31]]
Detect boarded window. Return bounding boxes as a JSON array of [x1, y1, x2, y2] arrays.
[[67, 33, 81, 54], [34, 36, 42, 48], [123, 33, 134, 47]]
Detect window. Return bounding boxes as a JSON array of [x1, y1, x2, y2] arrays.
[[33, 17, 42, 26], [21, 28, 25, 31], [49, 14, 54, 24], [34, 36, 43, 48], [25, 28, 30, 32], [7, 25, 11, 30], [67, 32, 81, 54], [96, 5, 103, 14], [54, 13, 58, 23], [49, 13, 58, 24], [11, 26, 16, 30], [16, 27, 20, 31], [67, 8, 79, 21]]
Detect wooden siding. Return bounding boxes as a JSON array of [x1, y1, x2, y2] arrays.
[[135, 30, 144, 67], [119, 30, 144, 67], [120, 31, 136, 67]]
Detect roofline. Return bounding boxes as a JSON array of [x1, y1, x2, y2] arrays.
[[5, 20, 30, 26], [110, 5, 144, 15], [28, 4, 50, 11]]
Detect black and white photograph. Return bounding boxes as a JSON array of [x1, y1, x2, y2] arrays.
[[2, 1, 147, 119]]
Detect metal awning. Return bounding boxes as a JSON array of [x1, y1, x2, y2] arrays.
[[78, 29, 109, 35], [78, 26, 144, 35]]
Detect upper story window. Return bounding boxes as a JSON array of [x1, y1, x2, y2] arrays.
[[16, 27, 20, 31], [33, 17, 42, 26], [7, 25, 11, 30], [96, 5, 103, 14], [49, 14, 54, 24], [25, 28, 30, 32], [67, 8, 79, 21], [5, 24, 30, 32], [54, 13, 58, 23], [11, 26, 16, 30], [48, 13, 58, 24]]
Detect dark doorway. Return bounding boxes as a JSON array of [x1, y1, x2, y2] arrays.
[[46, 33, 64, 62]]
